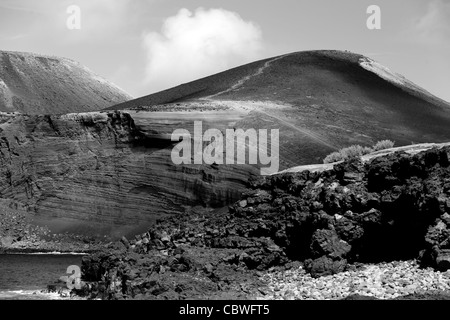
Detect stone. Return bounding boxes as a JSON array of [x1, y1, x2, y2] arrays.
[[239, 200, 248, 208], [310, 229, 351, 259], [173, 247, 185, 255], [0, 236, 13, 247], [334, 217, 364, 243], [304, 257, 347, 278], [436, 250, 450, 271], [120, 236, 130, 249], [160, 232, 171, 243], [47, 285, 57, 293], [343, 172, 364, 183], [442, 213, 450, 226], [204, 263, 214, 273]]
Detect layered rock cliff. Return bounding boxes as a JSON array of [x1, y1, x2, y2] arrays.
[[0, 109, 258, 238]]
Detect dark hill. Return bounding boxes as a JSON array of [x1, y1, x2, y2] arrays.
[[0, 51, 132, 114], [111, 50, 449, 109], [109, 50, 450, 167]]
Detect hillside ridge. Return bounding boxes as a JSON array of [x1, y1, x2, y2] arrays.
[[0, 50, 132, 114], [109, 50, 450, 111]]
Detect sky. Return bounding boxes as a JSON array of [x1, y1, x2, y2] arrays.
[[0, 0, 449, 102]]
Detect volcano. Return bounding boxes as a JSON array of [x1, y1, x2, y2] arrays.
[[0, 51, 132, 114], [110, 50, 450, 167]]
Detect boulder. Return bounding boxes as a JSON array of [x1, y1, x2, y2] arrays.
[[120, 236, 130, 249], [0, 236, 14, 247], [309, 229, 351, 259], [304, 256, 347, 278], [435, 249, 450, 271]]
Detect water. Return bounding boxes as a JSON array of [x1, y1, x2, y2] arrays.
[[0, 253, 85, 300]]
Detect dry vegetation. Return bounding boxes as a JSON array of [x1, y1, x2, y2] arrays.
[[323, 140, 395, 164]]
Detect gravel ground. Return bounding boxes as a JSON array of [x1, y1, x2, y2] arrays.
[[256, 260, 450, 300]]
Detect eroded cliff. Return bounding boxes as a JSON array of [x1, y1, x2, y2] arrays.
[[0, 109, 258, 238]]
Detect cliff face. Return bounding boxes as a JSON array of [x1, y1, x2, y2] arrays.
[[0, 51, 132, 114], [0, 110, 257, 238]]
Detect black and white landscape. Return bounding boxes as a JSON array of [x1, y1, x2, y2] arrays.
[[0, 0, 450, 302]]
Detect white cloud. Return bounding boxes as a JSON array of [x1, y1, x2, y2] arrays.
[[415, 0, 450, 45], [142, 7, 264, 93]]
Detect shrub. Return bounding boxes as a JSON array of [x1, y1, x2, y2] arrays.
[[372, 140, 395, 152], [323, 145, 369, 163], [338, 145, 369, 160], [323, 140, 395, 164], [323, 152, 343, 164]]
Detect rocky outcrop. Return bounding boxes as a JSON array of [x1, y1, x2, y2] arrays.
[[0, 199, 106, 253], [0, 51, 132, 114], [78, 244, 270, 300], [223, 145, 450, 276], [81, 145, 450, 283], [73, 144, 450, 300]]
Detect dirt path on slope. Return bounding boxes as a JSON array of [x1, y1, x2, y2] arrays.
[[203, 54, 289, 100], [206, 99, 338, 151]]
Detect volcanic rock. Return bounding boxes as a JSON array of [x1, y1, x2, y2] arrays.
[[109, 145, 450, 277]]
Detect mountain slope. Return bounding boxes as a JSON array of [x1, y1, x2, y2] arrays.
[[112, 50, 449, 109], [108, 50, 450, 167], [0, 51, 132, 114]]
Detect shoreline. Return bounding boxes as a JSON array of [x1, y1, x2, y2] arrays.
[[0, 247, 99, 255], [3, 251, 89, 255], [0, 289, 87, 300]]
